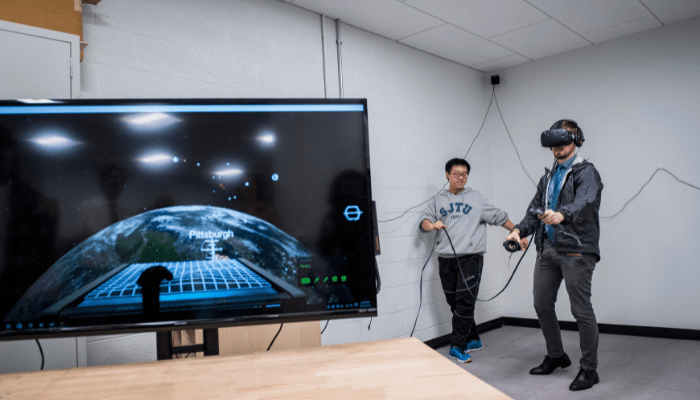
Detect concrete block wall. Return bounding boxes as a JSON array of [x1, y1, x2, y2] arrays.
[[321, 22, 506, 345]]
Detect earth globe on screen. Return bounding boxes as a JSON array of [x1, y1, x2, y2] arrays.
[[5, 205, 316, 322]]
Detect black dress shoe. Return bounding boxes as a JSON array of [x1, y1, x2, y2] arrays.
[[529, 353, 572, 375], [569, 368, 599, 391]]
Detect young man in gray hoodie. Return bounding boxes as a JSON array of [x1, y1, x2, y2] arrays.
[[420, 158, 517, 363]]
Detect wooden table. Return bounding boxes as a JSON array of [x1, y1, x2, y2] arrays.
[[0, 337, 511, 399]]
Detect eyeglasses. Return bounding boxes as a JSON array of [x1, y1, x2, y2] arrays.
[[450, 173, 468, 179]]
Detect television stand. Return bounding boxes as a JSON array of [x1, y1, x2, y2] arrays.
[[156, 328, 219, 360]]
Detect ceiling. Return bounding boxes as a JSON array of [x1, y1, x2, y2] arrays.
[[282, 0, 700, 72]]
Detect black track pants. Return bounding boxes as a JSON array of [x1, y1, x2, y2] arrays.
[[438, 254, 482, 347]]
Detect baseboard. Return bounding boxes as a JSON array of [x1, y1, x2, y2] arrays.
[[425, 317, 700, 349], [503, 317, 700, 341]]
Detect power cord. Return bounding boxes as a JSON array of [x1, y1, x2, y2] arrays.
[[267, 323, 283, 351], [36, 339, 44, 370], [410, 231, 439, 337], [602, 167, 700, 219], [379, 87, 496, 224], [443, 227, 534, 302], [493, 89, 537, 187]]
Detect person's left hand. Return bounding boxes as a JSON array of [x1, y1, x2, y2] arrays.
[[539, 209, 564, 225]]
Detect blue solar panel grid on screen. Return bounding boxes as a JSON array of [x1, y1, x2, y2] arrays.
[[78, 260, 278, 311]]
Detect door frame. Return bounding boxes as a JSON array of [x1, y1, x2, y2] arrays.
[[0, 19, 81, 99]]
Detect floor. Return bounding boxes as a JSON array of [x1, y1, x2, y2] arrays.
[[435, 325, 700, 400]]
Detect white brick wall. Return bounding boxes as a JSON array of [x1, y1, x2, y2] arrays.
[[77, 0, 498, 364], [322, 20, 501, 344]]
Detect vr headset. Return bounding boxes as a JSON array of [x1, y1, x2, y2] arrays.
[[540, 119, 585, 148]]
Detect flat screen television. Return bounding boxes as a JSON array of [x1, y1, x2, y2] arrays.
[[0, 98, 377, 340]]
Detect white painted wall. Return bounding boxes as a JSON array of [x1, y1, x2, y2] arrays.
[[7, 0, 697, 375], [321, 22, 501, 345], [489, 16, 700, 330], [76, 0, 492, 366]]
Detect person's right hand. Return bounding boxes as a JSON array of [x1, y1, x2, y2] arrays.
[[433, 221, 446, 230], [519, 237, 529, 250], [505, 230, 528, 250], [505, 229, 520, 243]]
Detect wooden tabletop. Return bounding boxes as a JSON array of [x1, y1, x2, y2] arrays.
[[0, 337, 511, 399]]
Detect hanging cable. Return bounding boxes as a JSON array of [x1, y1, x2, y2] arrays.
[[379, 87, 496, 224], [493, 88, 537, 187], [36, 339, 45, 370], [443, 227, 534, 302], [410, 231, 439, 337], [267, 323, 284, 351], [602, 167, 700, 219]]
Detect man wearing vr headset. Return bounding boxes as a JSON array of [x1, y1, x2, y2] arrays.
[[505, 120, 603, 391]]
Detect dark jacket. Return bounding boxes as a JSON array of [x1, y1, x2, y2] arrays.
[[515, 157, 603, 261]]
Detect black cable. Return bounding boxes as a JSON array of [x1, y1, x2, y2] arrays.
[[379, 87, 496, 224], [492, 88, 537, 187], [35, 339, 44, 370], [602, 167, 700, 219], [462, 86, 496, 160], [443, 227, 534, 302], [410, 231, 439, 337], [267, 323, 283, 351], [321, 320, 329, 334], [368, 317, 372, 331]]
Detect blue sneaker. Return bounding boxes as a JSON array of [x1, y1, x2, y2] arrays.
[[465, 339, 482, 352], [448, 346, 472, 363]]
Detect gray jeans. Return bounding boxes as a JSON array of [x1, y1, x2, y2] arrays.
[[534, 240, 598, 371]]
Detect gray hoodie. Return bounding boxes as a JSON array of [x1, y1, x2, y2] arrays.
[[419, 187, 508, 257]]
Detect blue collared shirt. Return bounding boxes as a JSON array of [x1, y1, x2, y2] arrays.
[[548, 155, 576, 211]]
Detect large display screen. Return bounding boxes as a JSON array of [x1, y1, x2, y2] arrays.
[[0, 99, 376, 340]]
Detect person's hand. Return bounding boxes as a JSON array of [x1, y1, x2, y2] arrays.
[[539, 209, 564, 225], [505, 229, 520, 243], [519, 237, 529, 250], [433, 221, 446, 230]]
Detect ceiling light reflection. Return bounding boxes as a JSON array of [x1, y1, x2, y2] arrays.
[[214, 168, 243, 176], [258, 134, 275, 144], [139, 154, 176, 164], [124, 113, 180, 131], [18, 99, 61, 104], [30, 134, 80, 151]]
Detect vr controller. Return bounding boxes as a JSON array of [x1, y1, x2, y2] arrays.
[[502, 207, 545, 253], [503, 240, 520, 253]]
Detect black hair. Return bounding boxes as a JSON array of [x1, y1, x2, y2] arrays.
[[445, 158, 470, 174]]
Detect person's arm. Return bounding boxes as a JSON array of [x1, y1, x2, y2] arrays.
[[421, 219, 446, 231], [555, 165, 603, 225], [513, 178, 544, 236], [501, 219, 515, 232], [505, 176, 545, 249], [418, 195, 439, 232]]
